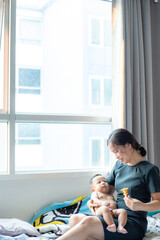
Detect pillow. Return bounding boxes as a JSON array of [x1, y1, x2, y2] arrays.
[[0, 218, 40, 237]]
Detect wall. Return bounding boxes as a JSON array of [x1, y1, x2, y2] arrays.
[[0, 170, 107, 222]]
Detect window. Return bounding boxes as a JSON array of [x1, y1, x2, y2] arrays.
[[0, 0, 112, 174], [17, 18, 42, 44], [16, 123, 41, 145], [91, 139, 101, 165], [91, 18, 101, 45], [89, 14, 112, 48], [90, 76, 112, 107], [90, 138, 110, 167], [17, 68, 41, 95]]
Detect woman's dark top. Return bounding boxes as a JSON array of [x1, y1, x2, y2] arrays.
[[98, 160, 160, 240]]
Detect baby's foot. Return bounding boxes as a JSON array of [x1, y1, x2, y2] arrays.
[[117, 226, 128, 234], [107, 224, 116, 232]]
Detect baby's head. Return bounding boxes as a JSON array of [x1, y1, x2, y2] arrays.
[[90, 174, 110, 194]]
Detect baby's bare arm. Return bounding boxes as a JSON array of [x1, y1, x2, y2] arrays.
[[91, 192, 102, 206], [107, 200, 117, 210]]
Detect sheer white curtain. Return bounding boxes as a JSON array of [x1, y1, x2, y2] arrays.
[[112, 0, 155, 164], [0, 0, 4, 50], [112, 0, 124, 129]]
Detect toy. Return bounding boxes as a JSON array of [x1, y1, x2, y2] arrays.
[[121, 188, 128, 197]]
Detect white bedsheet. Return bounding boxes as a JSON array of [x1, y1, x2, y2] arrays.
[[143, 216, 160, 240]]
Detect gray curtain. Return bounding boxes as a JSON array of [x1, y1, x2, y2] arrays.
[[0, 0, 4, 50], [112, 0, 157, 167]]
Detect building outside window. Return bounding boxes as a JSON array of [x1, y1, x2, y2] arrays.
[[0, 0, 112, 174], [89, 16, 112, 48], [16, 123, 41, 145], [17, 68, 41, 95], [17, 18, 42, 44], [90, 138, 110, 168], [90, 76, 112, 107]]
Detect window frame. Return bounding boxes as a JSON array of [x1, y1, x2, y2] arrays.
[[0, 0, 112, 178]]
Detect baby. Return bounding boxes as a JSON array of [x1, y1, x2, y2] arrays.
[[90, 174, 127, 234]]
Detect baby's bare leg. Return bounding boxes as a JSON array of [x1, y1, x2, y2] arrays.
[[96, 206, 116, 232], [112, 209, 128, 234]]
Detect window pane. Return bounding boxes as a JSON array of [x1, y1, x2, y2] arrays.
[[104, 138, 110, 167], [104, 78, 112, 106], [19, 68, 40, 88], [0, 123, 8, 173], [16, 0, 112, 116], [91, 18, 100, 45], [17, 68, 41, 95], [92, 139, 101, 166], [15, 123, 112, 172], [18, 19, 41, 43], [16, 123, 41, 145], [91, 78, 100, 105]]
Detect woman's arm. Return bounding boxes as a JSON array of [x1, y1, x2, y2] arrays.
[[87, 199, 98, 215], [124, 192, 160, 212]]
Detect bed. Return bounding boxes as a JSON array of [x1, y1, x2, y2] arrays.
[[0, 196, 160, 240]]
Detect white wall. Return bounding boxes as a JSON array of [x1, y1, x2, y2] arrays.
[[0, 170, 107, 222]]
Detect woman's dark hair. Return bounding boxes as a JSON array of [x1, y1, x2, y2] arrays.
[[107, 128, 146, 157]]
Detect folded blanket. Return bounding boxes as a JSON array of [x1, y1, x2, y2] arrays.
[[31, 195, 91, 239]]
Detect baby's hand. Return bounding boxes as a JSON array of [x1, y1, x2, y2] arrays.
[[102, 201, 110, 207]]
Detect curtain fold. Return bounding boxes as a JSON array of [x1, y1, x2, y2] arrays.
[[0, 0, 4, 50], [112, 0, 155, 165]]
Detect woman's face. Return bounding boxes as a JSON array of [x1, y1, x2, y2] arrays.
[[108, 142, 134, 165]]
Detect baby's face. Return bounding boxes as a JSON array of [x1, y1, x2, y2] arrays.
[[92, 176, 110, 193]]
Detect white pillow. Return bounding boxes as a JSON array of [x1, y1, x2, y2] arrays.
[[0, 218, 40, 237]]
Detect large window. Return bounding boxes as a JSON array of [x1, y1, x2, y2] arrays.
[[0, 0, 112, 174]]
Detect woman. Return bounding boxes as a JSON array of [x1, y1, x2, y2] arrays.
[[58, 128, 160, 240]]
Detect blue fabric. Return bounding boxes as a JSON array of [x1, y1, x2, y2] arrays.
[[147, 210, 160, 217], [31, 195, 91, 226]]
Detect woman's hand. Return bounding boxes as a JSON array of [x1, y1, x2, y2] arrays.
[[87, 200, 98, 215], [124, 196, 145, 211]]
